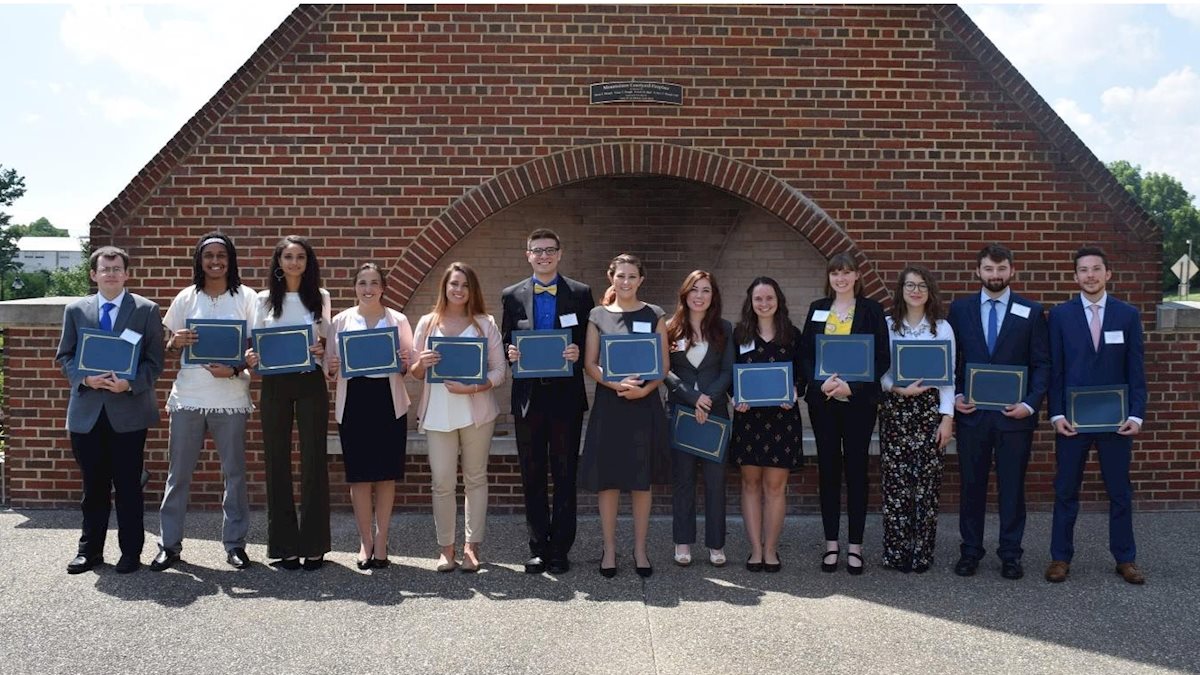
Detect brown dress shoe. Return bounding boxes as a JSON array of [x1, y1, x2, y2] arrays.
[[1115, 562, 1145, 585], [1044, 560, 1070, 583]]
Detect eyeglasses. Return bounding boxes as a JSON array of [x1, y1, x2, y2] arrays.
[[903, 282, 929, 292], [528, 247, 560, 256], [97, 266, 126, 275]]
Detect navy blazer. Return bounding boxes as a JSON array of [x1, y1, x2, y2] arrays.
[[800, 295, 889, 404], [500, 274, 595, 417], [664, 319, 735, 417], [947, 291, 1050, 431], [1047, 294, 1147, 421]]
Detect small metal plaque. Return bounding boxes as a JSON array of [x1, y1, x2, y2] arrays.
[[590, 81, 683, 105]]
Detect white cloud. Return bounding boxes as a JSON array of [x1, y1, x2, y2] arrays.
[[1167, 4, 1200, 29]]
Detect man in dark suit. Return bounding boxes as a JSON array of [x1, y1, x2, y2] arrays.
[[1045, 246, 1147, 585], [500, 228, 594, 574], [948, 243, 1050, 580], [55, 246, 165, 574]]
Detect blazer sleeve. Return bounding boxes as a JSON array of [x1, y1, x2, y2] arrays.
[[799, 301, 819, 392], [707, 320, 736, 399], [484, 315, 507, 389], [848, 300, 889, 397], [948, 303, 966, 397], [499, 288, 517, 350], [129, 299, 165, 397], [55, 304, 85, 390], [1127, 305, 1148, 419], [1047, 307, 1067, 419], [1023, 303, 1051, 413], [663, 361, 701, 407]]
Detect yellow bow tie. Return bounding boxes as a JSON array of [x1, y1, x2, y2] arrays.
[[534, 283, 557, 296]]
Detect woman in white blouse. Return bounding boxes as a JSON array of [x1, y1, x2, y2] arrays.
[[878, 265, 956, 574], [152, 232, 258, 572], [326, 263, 414, 570], [409, 261, 506, 573], [244, 235, 332, 571]]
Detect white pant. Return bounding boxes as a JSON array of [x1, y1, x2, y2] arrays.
[[426, 422, 495, 546]]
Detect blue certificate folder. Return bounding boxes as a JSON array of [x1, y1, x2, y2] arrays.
[[733, 362, 795, 407], [891, 340, 952, 387], [670, 405, 731, 463], [965, 363, 1027, 411], [427, 336, 488, 385], [814, 334, 875, 382], [252, 324, 315, 375], [76, 328, 138, 380], [600, 333, 664, 382], [182, 318, 245, 366], [1068, 385, 1129, 433], [338, 326, 401, 378], [512, 329, 572, 379]]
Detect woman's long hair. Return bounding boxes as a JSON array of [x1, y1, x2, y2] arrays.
[[733, 276, 793, 346], [889, 265, 943, 336], [191, 231, 241, 295], [601, 253, 645, 306], [429, 261, 487, 334], [666, 270, 725, 353], [267, 235, 323, 319]]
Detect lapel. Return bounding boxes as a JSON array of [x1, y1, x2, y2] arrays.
[[517, 278, 536, 328], [82, 294, 101, 329], [849, 296, 866, 333], [112, 294, 136, 335], [552, 276, 570, 321]]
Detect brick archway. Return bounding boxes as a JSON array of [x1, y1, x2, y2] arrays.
[[384, 142, 887, 306]]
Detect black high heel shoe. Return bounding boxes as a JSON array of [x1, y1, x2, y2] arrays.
[[821, 548, 839, 573], [634, 551, 653, 579], [599, 551, 617, 578]]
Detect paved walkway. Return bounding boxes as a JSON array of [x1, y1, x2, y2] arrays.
[[1, 509, 1196, 674]]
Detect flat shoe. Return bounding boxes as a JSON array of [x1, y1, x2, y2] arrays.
[[356, 557, 372, 571], [821, 549, 839, 573], [436, 552, 458, 573], [764, 554, 782, 574], [847, 551, 864, 576], [745, 555, 764, 573]]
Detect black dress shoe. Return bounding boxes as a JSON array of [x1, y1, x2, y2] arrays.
[[635, 558, 653, 579], [913, 562, 930, 574], [149, 549, 181, 572], [954, 556, 979, 577], [275, 557, 302, 571], [599, 551, 617, 578], [356, 558, 372, 570], [1001, 560, 1024, 580], [746, 555, 764, 573], [114, 555, 140, 574], [301, 556, 325, 571], [371, 556, 390, 569], [227, 548, 250, 569], [524, 556, 547, 574], [547, 558, 570, 575], [67, 554, 103, 575], [763, 554, 782, 574]]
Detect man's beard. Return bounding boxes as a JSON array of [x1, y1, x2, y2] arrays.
[[982, 277, 1009, 293]]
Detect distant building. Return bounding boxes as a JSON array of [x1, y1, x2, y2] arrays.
[[15, 236, 86, 273]]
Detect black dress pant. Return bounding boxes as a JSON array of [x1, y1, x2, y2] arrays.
[[956, 414, 1032, 563], [513, 384, 582, 561], [70, 409, 147, 558], [809, 396, 877, 545]]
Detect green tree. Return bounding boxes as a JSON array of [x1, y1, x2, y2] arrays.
[[48, 262, 90, 296], [10, 216, 68, 238], [1108, 160, 1200, 291], [0, 166, 28, 292]]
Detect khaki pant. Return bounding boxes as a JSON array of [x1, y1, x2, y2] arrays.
[[426, 421, 495, 546]]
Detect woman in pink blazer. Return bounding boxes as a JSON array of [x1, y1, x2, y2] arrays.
[[410, 261, 507, 573], [325, 263, 415, 570]]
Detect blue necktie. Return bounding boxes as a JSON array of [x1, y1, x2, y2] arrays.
[[100, 302, 116, 332], [986, 299, 999, 355]]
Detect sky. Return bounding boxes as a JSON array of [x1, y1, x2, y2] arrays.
[[1, 3, 1198, 239]]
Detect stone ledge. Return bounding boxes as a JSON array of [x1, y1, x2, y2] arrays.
[[1156, 301, 1200, 330], [0, 297, 81, 327]]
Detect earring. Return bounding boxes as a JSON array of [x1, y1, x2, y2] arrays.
[[273, 268, 284, 281]]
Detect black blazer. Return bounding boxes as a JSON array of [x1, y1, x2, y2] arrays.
[[800, 295, 890, 405], [664, 319, 735, 417], [500, 274, 595, 417]]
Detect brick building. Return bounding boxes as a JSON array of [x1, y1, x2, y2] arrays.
[[3, 4, 1197, 513]]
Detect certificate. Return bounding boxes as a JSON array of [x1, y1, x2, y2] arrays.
[[670, 405, 731, 463], [512, 329, 572, 379], [338, 326, 401, 378], [891, 339, 952, 387], [600, 333, 664, 382], [182, 318, 245, 367], [1068, 385, 1129, 433], [76, 328, 138, 380], [733, 362, 795, 407], [814, 334, 875, 382], [964, 363, 1027, 411], [252, 324, 315, 375], [427, 336, 488, 385]]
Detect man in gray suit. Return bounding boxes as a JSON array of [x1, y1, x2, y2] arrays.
[[55, 246, 164, 574]]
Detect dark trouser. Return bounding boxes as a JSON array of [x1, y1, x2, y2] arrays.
[[70, 408, 147, 558], [1050, 432, 1135, 564], [671, 448, 727, 549], [260, 369, 330, 559], [956, 414, 1032, 562], [513, 387, 582, 561], [809, 396, 877, 545]]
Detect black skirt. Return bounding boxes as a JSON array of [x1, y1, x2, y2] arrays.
[[338, 377, 407, 482]]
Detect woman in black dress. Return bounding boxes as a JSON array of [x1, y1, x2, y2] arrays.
[[729, 277, 805, 573], [580, 253, 671, 578], [325, 263, 415, 570]]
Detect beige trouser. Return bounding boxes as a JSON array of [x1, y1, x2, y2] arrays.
[[425, 421, 495, 546]]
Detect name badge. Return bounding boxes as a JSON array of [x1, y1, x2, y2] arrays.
[[675, 339, 688, 352], [1104, 330, 1124, 345], [811, 310, 831, 323], [739, 342, 755, 354], [632, 321, 652, 334], [1010, 304, 1031, 319], [559, 313, 579, 328], [119, 329, 143, 345]]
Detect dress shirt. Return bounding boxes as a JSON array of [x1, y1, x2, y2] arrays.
[[96, 289, 127, 330], [1049, 292, 1142, 427], [532, 275, 559, 330]]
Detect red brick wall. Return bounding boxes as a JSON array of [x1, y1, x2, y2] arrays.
[[6, 4, 1193, 512]]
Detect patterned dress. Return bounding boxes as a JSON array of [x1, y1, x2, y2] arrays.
[[729, 328, 805, 470]]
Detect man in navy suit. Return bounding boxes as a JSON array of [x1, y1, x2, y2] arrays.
[[1045, 246, 1147, 585], [500, 228, 594, 575], [948, 243, 1050, 580]]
